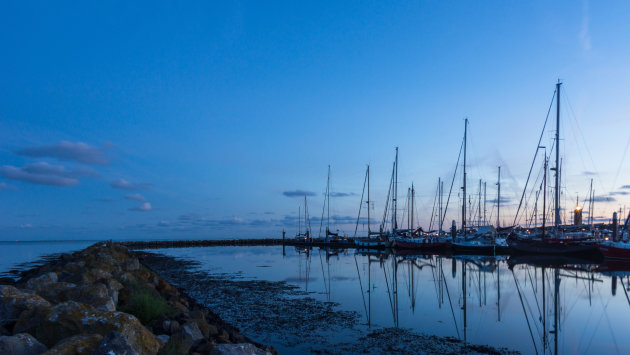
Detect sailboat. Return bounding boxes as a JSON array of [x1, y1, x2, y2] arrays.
[[319, 165, 353, 247], [354, 165, 388, 248], [597, 212, 630, 259], [451, 119, 504, 254], [509, 82, 597, 255], [294, 195, 312, 243], [392, 179, 451, 250]]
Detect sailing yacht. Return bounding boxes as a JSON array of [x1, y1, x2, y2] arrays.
[[509, 82, 597, 255]]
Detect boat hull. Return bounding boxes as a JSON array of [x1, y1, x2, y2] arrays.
[[597, 243, 630, 260], [510, 239, 596, 255], [393, 239, 450, 250]]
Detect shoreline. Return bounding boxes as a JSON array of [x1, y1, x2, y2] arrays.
[[1, 241, 519, 354], [1, 241, 275, 354]]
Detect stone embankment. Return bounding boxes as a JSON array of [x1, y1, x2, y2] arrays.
[[0, 242, 275, 355]]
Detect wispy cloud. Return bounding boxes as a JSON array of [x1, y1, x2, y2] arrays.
[[621, 185, 630, 189], [579, 0, 591, 51], [0, 182, 17, 190], [610, 191, 630, 196], [592, 195, 615, 202], [329, 192, 357, 197], [583, 171, 596, 176], [125, 193, 146, 202], [111, 178, 150, 190], [0, 162, 96, 186], [129, 202, 152, 211], [16, 141, 109, 165], [283, 190, 316, 197]]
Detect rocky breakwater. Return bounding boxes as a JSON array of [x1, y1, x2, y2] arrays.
[[0, 242, 275, 355]]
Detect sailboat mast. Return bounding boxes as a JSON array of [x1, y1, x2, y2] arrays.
[[542, 153, 547, 238], [484, 182, 487, 225], [393, 147, 399, 231], [439, 178, 443, 236], [411, 183, 415, 232], [367, 165, 371, 236], [554, 82, 562, 233], [462, 119, 468, 233], [327, 165, 331, 232], [497, 166, 501, 229], [478, 179, 482, 228]]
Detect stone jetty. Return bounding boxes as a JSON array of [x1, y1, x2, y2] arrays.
[[0, 242, 275, 355]]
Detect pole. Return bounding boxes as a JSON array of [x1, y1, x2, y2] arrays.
[[554, 81, 562, 234], [462, 119, 468, 234], [497, 166, 501, 229], [367, 165, 371, 236]]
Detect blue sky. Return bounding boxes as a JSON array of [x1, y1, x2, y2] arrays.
[[1, 1, 630, 240]]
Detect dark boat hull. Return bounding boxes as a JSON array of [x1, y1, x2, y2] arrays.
[[393, 239, 450, 250], [510, 239, 597, 255], [597, 243, 630, 260]]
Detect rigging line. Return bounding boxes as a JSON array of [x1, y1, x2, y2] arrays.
[[429, 182, 439, 231], [440, 261, 460, 339], [564, 87, 610, 196], [441, 138, 464, 230], [382, 263, 396, 323], [353, 254, 368, 320], [612, 136, 630, 194], [513, 89, 556, 226], [354, 169, 368, 238], [526, 267, 543, 318], [318, 249, 329, 295], [381, 165, 394, 231], [512, 269, 539, 355]]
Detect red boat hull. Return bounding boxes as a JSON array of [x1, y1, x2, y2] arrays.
[[597, 244, 630, 260]]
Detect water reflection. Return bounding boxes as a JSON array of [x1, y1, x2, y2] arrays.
[[287, 247, 630, 354]]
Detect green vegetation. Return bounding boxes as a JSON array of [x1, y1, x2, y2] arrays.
[[119, 280, 175, 325]]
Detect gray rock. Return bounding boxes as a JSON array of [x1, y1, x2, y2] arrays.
[[123, 258, 140, 272], [0, 285, 52, 327], [92, 331, 139, 355], [24, 272, 58, 291], [181, 321, 204, 342], [210, 343, 270, 355], [156, 334, 169, 347], [0, 333, 47, 355]]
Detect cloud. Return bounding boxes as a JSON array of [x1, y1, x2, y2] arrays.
[[158, 220, 170, 227], [621, 185, 630, 189], [579, 0, 591, 51], [592, 195, 615, 202], [487, 197, 512, 204], [0, 162, 96, 186], [125, 193, 146, 202], [583, 171, 596, 176], [329, 192, 357, 197], [283, 190, 316, 197], [610, 191, 630, 196], [111, 178, 150, 190], [0, 182, 17, 190], [129, 202, 152, 211], [16, 141, 109, 165]]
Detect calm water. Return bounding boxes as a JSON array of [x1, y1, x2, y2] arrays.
[[148, 246, 630, 355], [0, 240, 97, 279]]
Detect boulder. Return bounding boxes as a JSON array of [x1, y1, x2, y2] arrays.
[[155, 334, 169, 347], [92, 331, 139, 355], [40, 334, 102, 355], [181, 321, 204, 342], [106, 279, 123, 305], [31, 282, 115, 312], [24, 273, 58, 291], [0, 333, 47, 355], [210, 343, 270, 355], [124, 258, 140, 272], [34, 301, 159, 354], [0, 285, 52, 327]]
